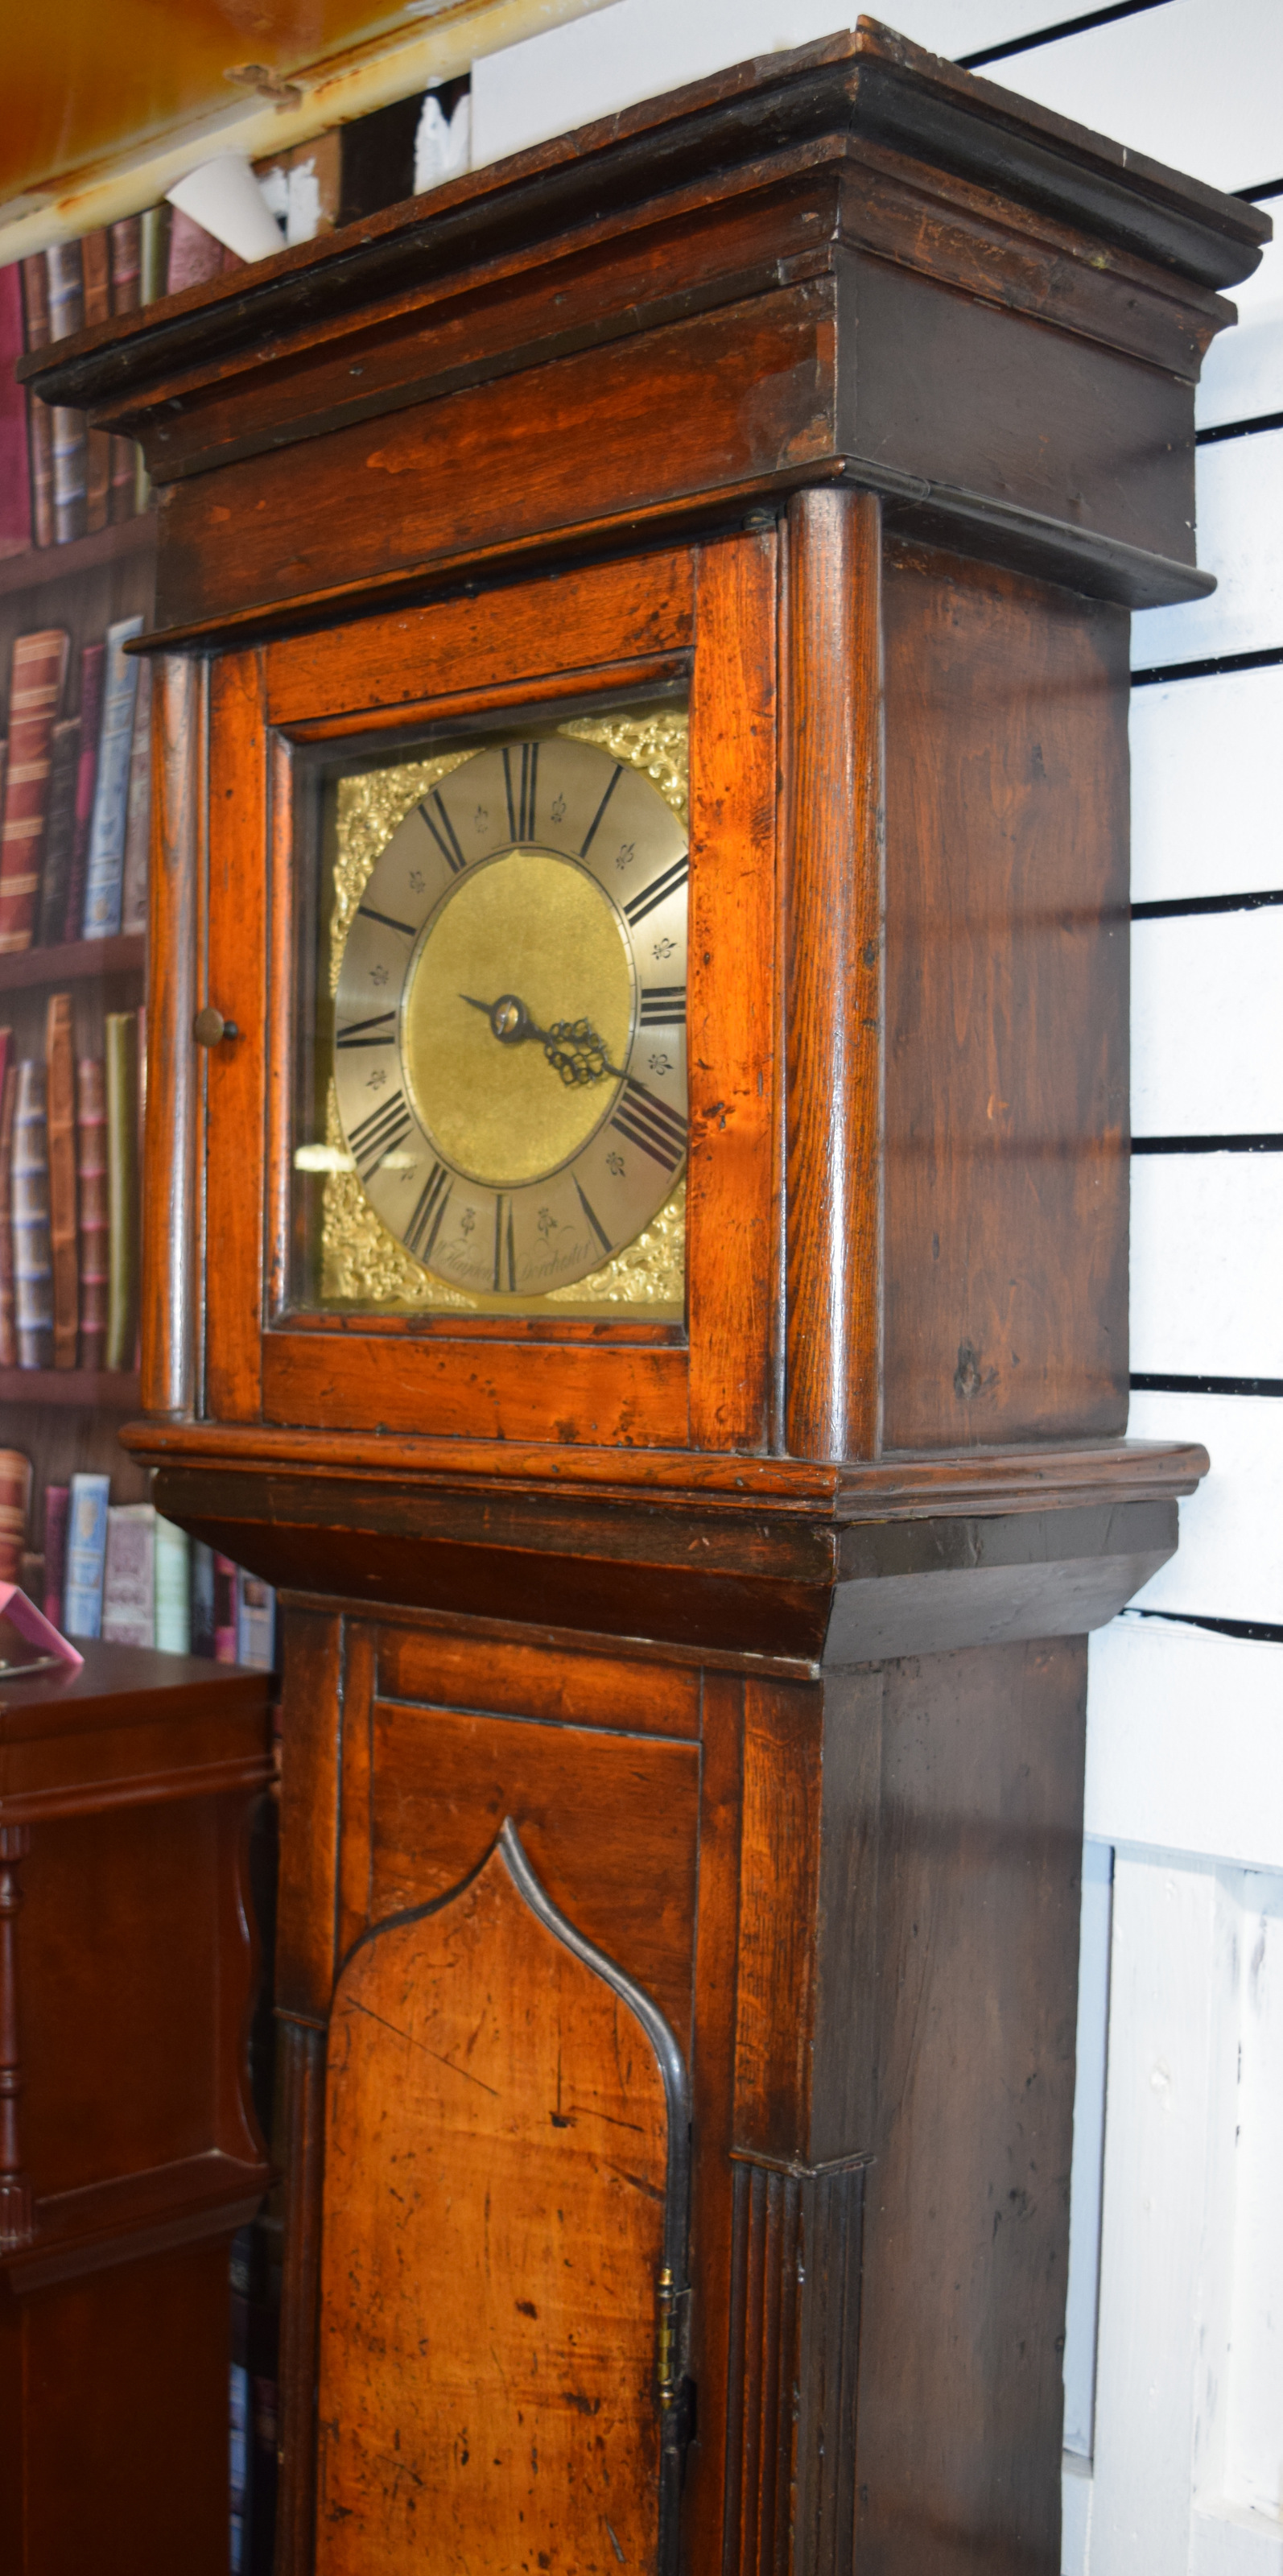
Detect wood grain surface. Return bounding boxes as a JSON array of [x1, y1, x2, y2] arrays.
[[362, 1703, 699, 2043], [0, 1644, 274, 2575], [881, 543, 1131, 1450], [261, 1327, 689, 1449], [204, 649, 268, 1422], [317, 1840, 669, 2574], [265, 549, 695, 730], [687, 529, 778, 1453], [155, 285, 836, 637], [852, 1638, 1087, 2574], [142, 654, 201, 1419], [782, 486, 884, 1463]]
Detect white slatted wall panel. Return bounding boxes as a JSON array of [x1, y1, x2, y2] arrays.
[[467, 6, 1283, 2568], [951, 10, 1283, 2566]]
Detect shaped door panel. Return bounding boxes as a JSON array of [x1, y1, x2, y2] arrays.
[[317, 1824, 688, 2575]]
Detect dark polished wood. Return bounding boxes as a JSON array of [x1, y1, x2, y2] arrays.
[[0, 509, 155, 602], [0, 931, 145, 996], [142, 653, 203, 1421], [784, 485, 884, 1461], [0, 1641, 274, 2573], [23, 19, 1263, 2571], [27, 27, 1264, 642]]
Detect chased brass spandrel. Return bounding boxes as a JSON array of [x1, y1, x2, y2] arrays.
[[545, 1174, 685, 1305], [328, 749, 474, 997], [320, 1078, 476, 1308], [318, 708, 687, 1313], [559, 708, 688, 828]]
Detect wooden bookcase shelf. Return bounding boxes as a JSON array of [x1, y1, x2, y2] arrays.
[[0, 933, 144, 995], [0, 1367, 141, 1408], [2, 485, 155, 1545], [0, 510, 155, 601]]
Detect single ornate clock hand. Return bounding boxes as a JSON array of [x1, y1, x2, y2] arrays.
[[460, 991, 625, 1087]]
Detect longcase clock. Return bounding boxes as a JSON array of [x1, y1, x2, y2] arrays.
[[27, 21, 1266, 2572]]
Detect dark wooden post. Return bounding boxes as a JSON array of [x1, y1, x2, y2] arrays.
[[0, 1822, 33, 2251], [784, 485, 885, 1462]]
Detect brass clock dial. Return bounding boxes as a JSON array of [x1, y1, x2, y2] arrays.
[[332, 733, 689, 1297]]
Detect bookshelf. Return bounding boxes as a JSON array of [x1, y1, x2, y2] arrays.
[[1, 504, 155, 1595], [0, 1364, 140, 1405], [0, 507, 155, 600], [0, 928, 144, 993]]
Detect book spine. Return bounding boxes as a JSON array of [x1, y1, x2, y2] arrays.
[[75, 1054, 108, 1370], [44, 243, 87, 545], [167, 206, 225, 295], [108, 218, 142, 519], [11, 1059, 53, 1368], [81, 619, 142, 939], [80, 230, 113, 535], [110, 215, 142, 311], [0, 1449, 32, 1587], [0, 628, 71, 955], [48, 398, 88, 543], [104, 1011, 138, 1371], [190, 1538, 217, 1655], [101, 1501, 156, 1646], [45, 238, 84, 340], [44, 992, 78, 1368], [0, 264, 31, 556], [119, 657, 153, 936], [109, 436, 137, 525], [214, 1553, 240, 1662], [0, 1041, 15, 1367], [19, 256, 53, 551], [237, 1573, 277, 1673], [139, 206, 171, 306], [42, 1482, 69, 1629], [35, 715, 80, 947], [155, 1515, 192, 1655], [84, 425, 112, 537], [64, 641, 106, 946], [64, 1471, 110, 1638]]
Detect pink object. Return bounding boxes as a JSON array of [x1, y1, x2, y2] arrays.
[[0, 1582, 83, 1674]]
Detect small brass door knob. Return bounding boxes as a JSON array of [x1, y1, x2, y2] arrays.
[[193, 1006, 239, 1046]]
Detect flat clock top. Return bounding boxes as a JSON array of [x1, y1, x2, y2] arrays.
[[332, 733, 689, 1297]]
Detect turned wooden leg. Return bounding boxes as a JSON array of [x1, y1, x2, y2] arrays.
[[0, 1823, 33, 2251]]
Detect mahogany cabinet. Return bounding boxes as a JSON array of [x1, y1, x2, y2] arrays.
[[0, 1639, 273, 2574], [24, 21, 1268, 2572]]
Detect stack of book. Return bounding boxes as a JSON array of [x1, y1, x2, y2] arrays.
[[19, 1470, 275, 1665], [0, 196, 265, 557], [0, 1005, 141, 1375], [0, 614, 151, 953], [1, 220, 150, 552], [0, 1446, 31, 1583]]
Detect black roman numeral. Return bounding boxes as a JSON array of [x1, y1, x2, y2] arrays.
[[419, 790, 467, 875], [335, 1009, 398, 1049], [574, 1175, 613, 1257], [503, 742, 538, 844], [348, 1091, 414, 1180], [609, 1080, 687, 1172], [404, 1160, 451, 1264], [357, 903, 417, 937], [493, 1194, 517, 1292], [624, 854, 689, 927], [639, 986, 686, 1026], [580, 763, 622, 857]]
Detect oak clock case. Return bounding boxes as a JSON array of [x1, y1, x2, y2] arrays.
[[295, 708, 689, 1322], [30, 20, 1266, 2576]]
